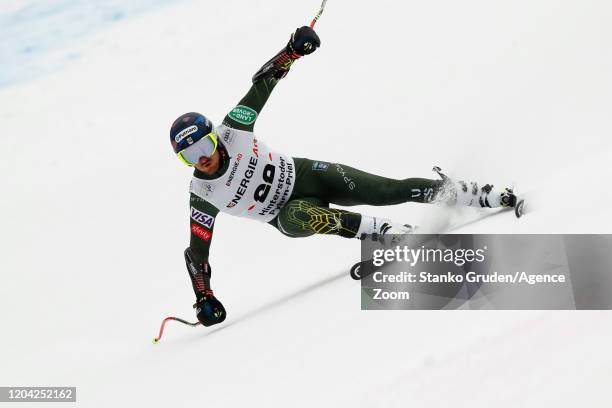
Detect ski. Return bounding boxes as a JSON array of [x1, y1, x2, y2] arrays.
[[514, 197, 526, 218], [350, 194, 530, 280]]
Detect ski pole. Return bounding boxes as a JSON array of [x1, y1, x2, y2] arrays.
[[153, 316, 200, 343], [310, 0, 328, 28]]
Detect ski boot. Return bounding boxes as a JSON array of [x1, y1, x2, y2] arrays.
[[432, 166, 519, 209], [351, 219, 416, 280], [358, 217, 417, 244]]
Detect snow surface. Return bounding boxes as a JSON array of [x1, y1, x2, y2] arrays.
[[1, 0, 612, 407]]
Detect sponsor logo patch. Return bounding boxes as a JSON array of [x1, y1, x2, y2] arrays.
[[203, 183, 214, 196], [175, 125, 198, 143], [191, 180, 214, 198], [191, 223, 212, 241], [222, 128, 235, 146], [252, 138, 259, 157], [190, 207, 215, 228], [335, 164, 356, 190], [312, 161, 330, 172], [228, 105, 258, 125], [226, 153, 243, 187], [227, 156, 258, 208]]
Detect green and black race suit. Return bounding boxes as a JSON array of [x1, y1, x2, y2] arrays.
[[188, 74, 442, 265]]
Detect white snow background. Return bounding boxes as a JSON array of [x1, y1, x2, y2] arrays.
[[1, 0, 611, 407]]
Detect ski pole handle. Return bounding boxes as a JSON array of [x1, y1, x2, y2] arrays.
[[310, 0, 328, 28]]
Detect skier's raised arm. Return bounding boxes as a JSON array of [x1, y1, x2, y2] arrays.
[[222, 26, 320, 132]]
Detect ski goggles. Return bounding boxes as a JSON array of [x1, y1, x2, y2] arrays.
[[177, 132, 218, 166]]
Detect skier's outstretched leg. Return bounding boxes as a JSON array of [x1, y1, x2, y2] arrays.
[[271, 159, 518, 239], [293, 159, 516, 210]]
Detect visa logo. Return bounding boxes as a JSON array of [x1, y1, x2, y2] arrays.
[[190, 207, 215, 229]]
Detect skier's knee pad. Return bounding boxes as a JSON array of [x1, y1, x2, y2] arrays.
[[277, 200, 318, 238], [277, 199, 360, 238]]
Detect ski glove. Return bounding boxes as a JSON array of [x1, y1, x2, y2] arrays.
[[252, 26, 320, 83], [195, 294, 226, 327], [184, 248, 227, 327], [288, 26, 321, 56]]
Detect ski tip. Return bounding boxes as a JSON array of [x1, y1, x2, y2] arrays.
[[515, 199, 526, 218]]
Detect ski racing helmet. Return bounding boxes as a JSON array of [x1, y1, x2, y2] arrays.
[[170, 112, 218, 166]]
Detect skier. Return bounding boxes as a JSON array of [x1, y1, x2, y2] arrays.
[[169, 26, 517, 326]]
